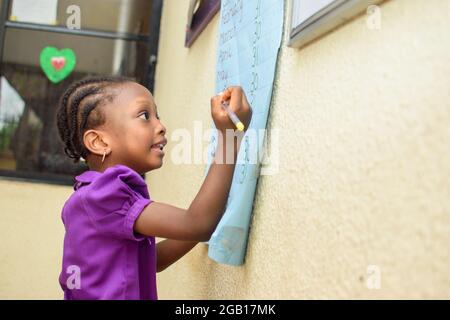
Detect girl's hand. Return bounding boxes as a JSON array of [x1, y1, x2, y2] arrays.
[[210, 86, 252, 133]]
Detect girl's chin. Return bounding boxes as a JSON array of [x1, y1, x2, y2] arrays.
[[148, 158, 163, 170]]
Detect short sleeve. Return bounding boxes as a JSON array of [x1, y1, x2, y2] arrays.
[[81, 165, 152, 241]]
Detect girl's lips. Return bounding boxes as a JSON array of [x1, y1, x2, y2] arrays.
[[151, 144, 164, 150], [150, 145, 165, 156], [151, 138, 167, 155], [151, 147, 165, 156], [151, 138, 167, 150]]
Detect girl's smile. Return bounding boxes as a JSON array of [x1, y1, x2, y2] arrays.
[[150, 138, 167, 156]]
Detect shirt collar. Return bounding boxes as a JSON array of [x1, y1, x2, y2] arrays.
[[75, 170, 101, 183], [74, 170, 101, 190]]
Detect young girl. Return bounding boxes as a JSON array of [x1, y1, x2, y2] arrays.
[[56, 76, 252, 300]]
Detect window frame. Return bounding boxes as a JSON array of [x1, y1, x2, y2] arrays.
[[185, 0, 220, 48], [289, 0, 383, 48]]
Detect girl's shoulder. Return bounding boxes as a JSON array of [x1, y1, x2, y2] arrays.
[[64, 165, 152, 241]]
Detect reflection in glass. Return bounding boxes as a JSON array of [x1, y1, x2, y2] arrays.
[[8, 0, 151, 35], [0, 26, 148, 179], [0, 77, 25, 170]]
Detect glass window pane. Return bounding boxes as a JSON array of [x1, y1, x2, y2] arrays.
[[0, 28, 149, 181], [4, 28, 148, 76], [9, 0, 152, 36]]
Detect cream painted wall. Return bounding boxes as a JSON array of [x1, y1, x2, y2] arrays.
[[152, 0, 450, 299], [0, 0, 448, 300], [0, 179, 69, 299]]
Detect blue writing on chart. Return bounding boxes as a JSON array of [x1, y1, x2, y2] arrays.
[[205, 0, 284, 265]]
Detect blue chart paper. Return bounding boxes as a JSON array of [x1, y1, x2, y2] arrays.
[[206, 0, 284, 265]]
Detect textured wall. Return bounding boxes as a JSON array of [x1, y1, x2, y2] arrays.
[[153, 0, 450, 299], [0, 180, 68, 299], [0, 0, 448, 299]]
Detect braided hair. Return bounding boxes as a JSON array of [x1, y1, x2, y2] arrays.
[[56, 76, 133, 163]]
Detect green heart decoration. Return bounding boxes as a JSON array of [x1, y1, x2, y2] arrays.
[[40, 47, 76, 84]]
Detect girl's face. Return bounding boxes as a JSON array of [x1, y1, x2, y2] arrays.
[[102, 82, 167, 174]]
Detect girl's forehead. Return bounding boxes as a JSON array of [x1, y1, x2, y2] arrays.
[[115, 82, 155, 106]]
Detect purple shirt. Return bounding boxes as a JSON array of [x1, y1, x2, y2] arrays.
[[59, 164, 157, 300]]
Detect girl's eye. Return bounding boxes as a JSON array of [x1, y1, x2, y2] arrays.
[[139, 111, 150, 120]]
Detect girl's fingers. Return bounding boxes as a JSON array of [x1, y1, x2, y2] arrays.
[[210, 94, 227, 117], [219, 88, 232, 103], [216, 86, 248, 115], [228, 87, 243, 113]]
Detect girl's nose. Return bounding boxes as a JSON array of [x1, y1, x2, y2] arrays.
[[156, 120, 167, 136]]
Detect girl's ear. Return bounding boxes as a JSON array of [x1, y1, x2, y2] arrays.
[[83, 129, 109, 156]]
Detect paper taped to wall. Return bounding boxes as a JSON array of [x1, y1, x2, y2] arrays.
[[10, 0, 58, 25], [205, 0, 284, 265]]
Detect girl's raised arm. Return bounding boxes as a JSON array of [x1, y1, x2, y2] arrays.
[[134, 87, 252, 241]]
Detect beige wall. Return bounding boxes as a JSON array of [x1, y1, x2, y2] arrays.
[[0, 0, 449, 299], [0, 179, 69, 299], [152, 0, 450, 299]]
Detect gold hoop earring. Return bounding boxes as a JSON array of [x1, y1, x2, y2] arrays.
[[102, 150, 107, 163]]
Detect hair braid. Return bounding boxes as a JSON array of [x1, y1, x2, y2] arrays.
[[68, 86, 101, 160]]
